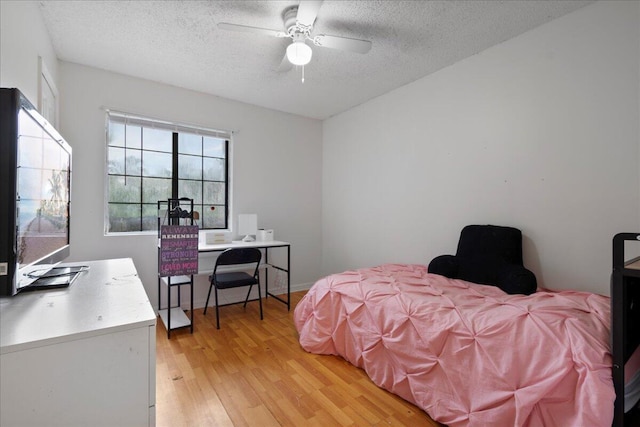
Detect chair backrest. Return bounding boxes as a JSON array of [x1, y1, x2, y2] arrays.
[[214, 247, 262, 277]]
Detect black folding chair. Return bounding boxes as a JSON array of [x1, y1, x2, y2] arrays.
[[204, 248, 263, 329]]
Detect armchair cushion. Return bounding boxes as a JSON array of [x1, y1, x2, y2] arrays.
[[428, 225, 537, 295]]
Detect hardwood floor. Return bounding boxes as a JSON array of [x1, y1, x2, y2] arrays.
[[156, 291, 442, 427]]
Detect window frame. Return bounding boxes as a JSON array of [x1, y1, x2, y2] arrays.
[[104, 111, 232, 235]]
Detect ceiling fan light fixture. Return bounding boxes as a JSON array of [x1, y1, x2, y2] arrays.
[[286, 40, 312, 66]]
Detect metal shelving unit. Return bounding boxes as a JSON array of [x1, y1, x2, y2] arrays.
[[157, 198, 196, 338], [612, 233, 640, 426]]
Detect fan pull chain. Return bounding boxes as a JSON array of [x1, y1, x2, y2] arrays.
[[302, 65, 305, 83]]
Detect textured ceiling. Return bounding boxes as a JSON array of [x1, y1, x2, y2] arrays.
[[38, 0, 592, 120]]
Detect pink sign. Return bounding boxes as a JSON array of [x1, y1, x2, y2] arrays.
[[160, 225, 199, 277]]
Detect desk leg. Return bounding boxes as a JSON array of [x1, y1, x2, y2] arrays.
[[167, 279, 171, 339], [265, 248, 269, 300], [287, 245, 290, 311], [190, 275, 194, 333], [263, 245, 290, 311]]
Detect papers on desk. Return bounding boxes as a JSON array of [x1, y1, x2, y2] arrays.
[[205, 231, 231, 244]]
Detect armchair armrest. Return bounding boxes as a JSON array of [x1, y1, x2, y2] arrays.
[[428, 255, 459, 279], [497, 265, 537, 295]]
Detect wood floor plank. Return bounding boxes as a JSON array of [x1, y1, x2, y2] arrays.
[[341, 403, 383, 426], [306, 407, 345, 426], [156, 291, 443, 426], [241, 404, 280, 427], [271, 397, 312, 426], [270, 379, 317, 420]]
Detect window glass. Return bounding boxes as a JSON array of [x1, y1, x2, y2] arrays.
[[108, 176, 141, 203], [141, 204, 157, 231], [142, 128, 172, 152], [109, 147, 142, 176], [178, 154, 202, 180], [203, 181, 225, 205], [108, 147, 125, 175], [203, 158, 225, 182], [179, 133, 202, 155], [203, 136, 225, 158], [108, 203, 141, 233], [179, 179, 203, 204], [126, 124, 142, 149], [142, 177, 172, 204], [106, 113, 230, 233], [142, 151, 172, 178], [202, 206, 225, 229], [108, 122, 125, 147]]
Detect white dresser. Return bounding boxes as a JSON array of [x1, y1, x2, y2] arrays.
[[0, 258, 156, 427]]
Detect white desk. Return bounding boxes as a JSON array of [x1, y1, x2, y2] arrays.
[[197, 240, 291, 310], [0, 258, 156, 426], [157, 240, 291, 336]]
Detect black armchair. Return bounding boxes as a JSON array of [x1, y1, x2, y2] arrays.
[[428, 225, 537, 295]]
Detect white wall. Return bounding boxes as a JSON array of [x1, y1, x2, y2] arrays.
[[322, 1, 640, 296], [3, 0, 638, 301], [57, 63, 323, 308], [0, 0, 322, 310], [0, 1, 58, 106]]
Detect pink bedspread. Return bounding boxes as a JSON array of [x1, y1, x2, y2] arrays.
[[294, 264, 614, 426]]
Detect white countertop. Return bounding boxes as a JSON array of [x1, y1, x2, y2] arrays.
[[0, 258, 156, 354]]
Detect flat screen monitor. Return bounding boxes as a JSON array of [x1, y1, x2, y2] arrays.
[[0, 88, 72, 296]]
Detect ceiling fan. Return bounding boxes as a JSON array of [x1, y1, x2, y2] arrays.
[[218, 0, 372, 80]]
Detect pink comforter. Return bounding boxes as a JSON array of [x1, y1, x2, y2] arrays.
[[294, 264, 614, 426]]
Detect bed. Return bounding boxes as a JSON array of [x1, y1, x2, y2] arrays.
[[293, 263, 614, 426]]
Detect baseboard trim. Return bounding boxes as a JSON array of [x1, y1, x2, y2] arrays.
[[186, 281, 314, 311]]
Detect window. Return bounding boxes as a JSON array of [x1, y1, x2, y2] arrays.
[[106, 111, 231, 233]]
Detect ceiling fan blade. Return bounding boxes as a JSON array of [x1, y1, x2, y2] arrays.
[[313, 34, 372, 54], [217, 22, 287, 38], [296, 0, 323, 27], [277, 53, 293, 72]]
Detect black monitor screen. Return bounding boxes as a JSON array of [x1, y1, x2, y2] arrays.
[[16, 106, 71, 289]]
